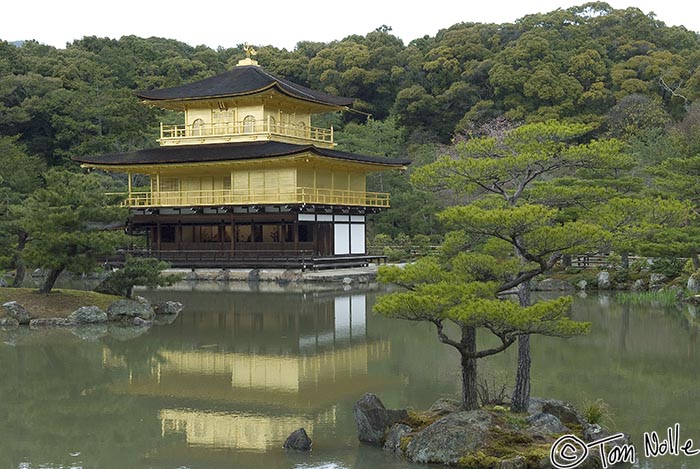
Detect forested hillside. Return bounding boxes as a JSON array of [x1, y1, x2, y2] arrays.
[[3, 2, 700, 238]]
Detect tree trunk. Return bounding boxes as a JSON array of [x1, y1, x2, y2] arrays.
[[621, 252, 629, 270], [692, 253, 700, 271], [511, 279, 532, 413], [511, 335, 531, 413], [460, 325, 479, 410], [10, 230, 28, 288], [38, 268, 63, 294], [562, 254, 571, 268]]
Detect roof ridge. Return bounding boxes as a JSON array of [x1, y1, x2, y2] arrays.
[[253, 66, 323, 103]]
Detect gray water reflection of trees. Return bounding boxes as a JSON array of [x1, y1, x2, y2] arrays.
[[0, 336, 162, 468]]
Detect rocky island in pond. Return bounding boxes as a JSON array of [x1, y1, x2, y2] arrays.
[[354, 393, 629, 468]]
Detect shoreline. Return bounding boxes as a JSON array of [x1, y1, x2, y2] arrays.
[[166, 264, 382, 283]]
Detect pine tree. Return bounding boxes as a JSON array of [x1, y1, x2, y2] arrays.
[[16, 169, 128, 294]]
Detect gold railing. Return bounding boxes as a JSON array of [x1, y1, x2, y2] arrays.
[[160, 117, 333, 145], [109, 187, 390, 208]]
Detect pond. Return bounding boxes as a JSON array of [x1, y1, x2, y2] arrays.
[[1, 284, 699, 468]]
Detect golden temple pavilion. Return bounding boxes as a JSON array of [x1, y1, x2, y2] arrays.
[[75, 52, 408, 268]]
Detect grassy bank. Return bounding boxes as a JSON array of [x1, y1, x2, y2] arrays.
[[0, 288, 121, 318]]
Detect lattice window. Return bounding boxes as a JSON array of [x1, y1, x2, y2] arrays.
[[160, 177, 180, 192]]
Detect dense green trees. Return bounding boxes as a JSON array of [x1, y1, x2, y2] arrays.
[[2, 3, 699, 167], [0, 136, 45, 285]]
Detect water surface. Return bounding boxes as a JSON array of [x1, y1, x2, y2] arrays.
[[1, 285, 699, 468]]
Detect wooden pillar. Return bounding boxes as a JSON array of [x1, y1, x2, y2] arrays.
[[294, 219, 299, 252], [127, 172, 132, 197], [279, 221, 284, 252], [156, 221, 161, 251], [230, 215, 235, 253], [313, 223, 319, 256]]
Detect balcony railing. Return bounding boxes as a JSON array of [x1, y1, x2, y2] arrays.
[[159, 117, 333, 146], [109, 187, 390, 208]]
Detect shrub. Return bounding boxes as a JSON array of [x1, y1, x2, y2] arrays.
[[103, 256, 182, 298], [582, 398, 614, 429], [649, 257, 685, 278], [384, 246, 409, 262]]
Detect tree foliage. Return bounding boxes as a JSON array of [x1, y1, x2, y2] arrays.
[[375, 253, 590, 410], [104, 256, 183, 298], [16, 169, 128, 293]]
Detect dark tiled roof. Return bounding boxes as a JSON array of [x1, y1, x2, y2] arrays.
[[136, 66, 354, 107], [73, 141, 410, 167]]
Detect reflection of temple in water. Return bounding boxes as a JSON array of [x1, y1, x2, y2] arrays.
[[103, 291, 395, 450]]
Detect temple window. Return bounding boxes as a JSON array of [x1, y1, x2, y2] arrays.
[[243, 115, 256, 133], [192, 118, 205, 136]]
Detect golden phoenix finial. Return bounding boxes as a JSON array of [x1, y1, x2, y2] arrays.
[[244, 43, 257, 59]]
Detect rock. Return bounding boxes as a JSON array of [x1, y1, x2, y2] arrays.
[[542, 399, 586, 426], [597, 271, 610, 290], [535, 278, 575, 292], [577, 280, 588, 291], [0, 278, 8, 287], [29, 318, 76, 328], [669, 285, 683, 298], [247, 269, 260, 283], [353, 393, 409, 445], [426, 398, 462, 418], [278, 269, 302, 284], [2, 301, 33, 325], [214, 269, 230, 282], [68, 306, 107, 324], [526, 412, 569, 437], [134, 296, 151, 307], [650, 273, 667, 288], [631, 279, 646, 292], [283, 428, 312, 451], [0, 316, 20, 329], [688, 275, 700, 294], [527, 397, 547, 415], [106, 299, 155, 322], [185, 270, 199, 281], [499, 455, 526, 469], [153, 301, 184, 316], [131, 317, 153, 327], [383, 423, 413, 454], [582, 423, 609, 442], [405, 410, 492, 465]]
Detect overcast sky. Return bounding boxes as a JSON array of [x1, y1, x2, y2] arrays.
[[4, 1, 699, 51]]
